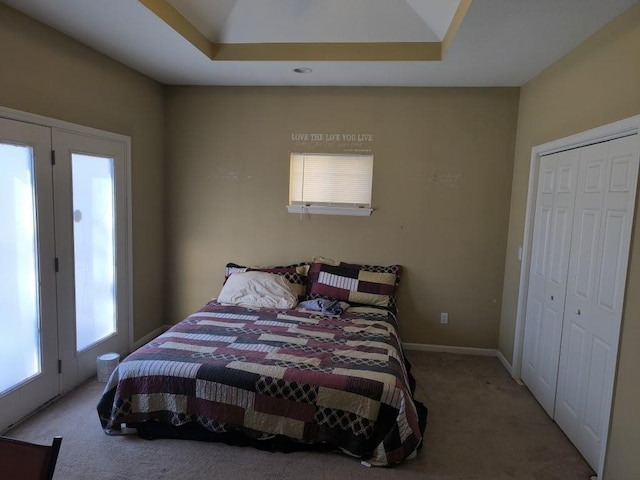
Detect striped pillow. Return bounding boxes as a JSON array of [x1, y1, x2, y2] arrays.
[[307, 261, 402, 310]]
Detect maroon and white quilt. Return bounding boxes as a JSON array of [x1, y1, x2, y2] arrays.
[[97, 301, 423, 465]]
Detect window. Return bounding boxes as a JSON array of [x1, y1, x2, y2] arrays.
[[287, 152, 373, 216]]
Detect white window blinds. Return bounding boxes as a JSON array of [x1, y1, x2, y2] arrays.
[[288, 153, 373, 215]]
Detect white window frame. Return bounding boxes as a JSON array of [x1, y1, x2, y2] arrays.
[[287, 152, 374, 216]]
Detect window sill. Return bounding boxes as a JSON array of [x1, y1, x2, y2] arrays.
[[286, 205, 373, 216]]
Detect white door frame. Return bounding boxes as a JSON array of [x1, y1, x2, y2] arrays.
[[511, 114, 640, 478], [0, 105, 134, 385]]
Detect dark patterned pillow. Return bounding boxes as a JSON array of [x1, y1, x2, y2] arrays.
[[307, 260, 402, 310], [224, 262, 310, 300]]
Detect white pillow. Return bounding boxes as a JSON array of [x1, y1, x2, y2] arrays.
[[217, 271, 298, 309]]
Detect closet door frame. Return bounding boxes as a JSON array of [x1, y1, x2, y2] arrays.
[[512, 114, 640, 479]]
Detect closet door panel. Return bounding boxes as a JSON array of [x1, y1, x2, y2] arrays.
[[573, 210, 600, 299], [522, 298, 542, 380], [521, 157, 556, 412], [521, 158, 555, 398], [597, 211, 626, 311], [584, 337, 609, 439], [555, 143, 607, 462], [521, 150, 579, 416], [562, 321, 586, 417], [556, 135, 639, 470]]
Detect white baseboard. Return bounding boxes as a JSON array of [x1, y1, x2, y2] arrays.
[[403, 342, 516, 377], [131, 325, 171, 351], [496, 349, 514, 377], [402, 342, 497, 357]]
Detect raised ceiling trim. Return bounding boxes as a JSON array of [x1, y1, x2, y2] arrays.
[[442, 0, 473, 56], [212, 42, 442, 62], [139, 0, 472, 62], [139, 0, 213, 58]]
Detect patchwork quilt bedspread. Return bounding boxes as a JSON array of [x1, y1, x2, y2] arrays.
[[97, 301, 423, 465]]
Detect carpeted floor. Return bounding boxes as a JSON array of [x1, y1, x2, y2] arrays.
[[5, 351, 594, 480]]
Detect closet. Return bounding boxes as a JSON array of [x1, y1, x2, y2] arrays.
[[521, 132, 639, 471]]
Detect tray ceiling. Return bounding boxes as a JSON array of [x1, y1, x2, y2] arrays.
[[2, 0, 637, 86]]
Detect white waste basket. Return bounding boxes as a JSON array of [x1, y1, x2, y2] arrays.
[[97, 352, 120, 382]]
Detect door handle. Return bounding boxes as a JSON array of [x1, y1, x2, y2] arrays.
[[576, 309, 581, 315], [550, 295, 554, 300]]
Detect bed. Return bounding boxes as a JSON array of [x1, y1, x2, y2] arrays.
[[97, 259, 427, 466]]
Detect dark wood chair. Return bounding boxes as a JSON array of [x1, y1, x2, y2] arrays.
[[0, 435, 62, 480]]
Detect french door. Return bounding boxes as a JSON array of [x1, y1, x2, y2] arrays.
[[0, 118, 58, 432], [52, 129, 130, 393], [0, 113, 130, 432]]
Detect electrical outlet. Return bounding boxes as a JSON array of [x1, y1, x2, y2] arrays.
[[440, 312, 449, 324]]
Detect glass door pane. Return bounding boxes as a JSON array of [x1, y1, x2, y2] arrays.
[[72, 154, 117, 352], [0, 143, 41, 393], [53, 128, 129, 391]]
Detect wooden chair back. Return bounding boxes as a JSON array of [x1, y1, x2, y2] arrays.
[[0, 435, 62, 480]]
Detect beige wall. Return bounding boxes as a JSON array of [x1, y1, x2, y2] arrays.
[[9, 0, 638, 474], [0, 4, 166, 341], [165, 86, 519, 348], [498, 3, 640, 478]]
